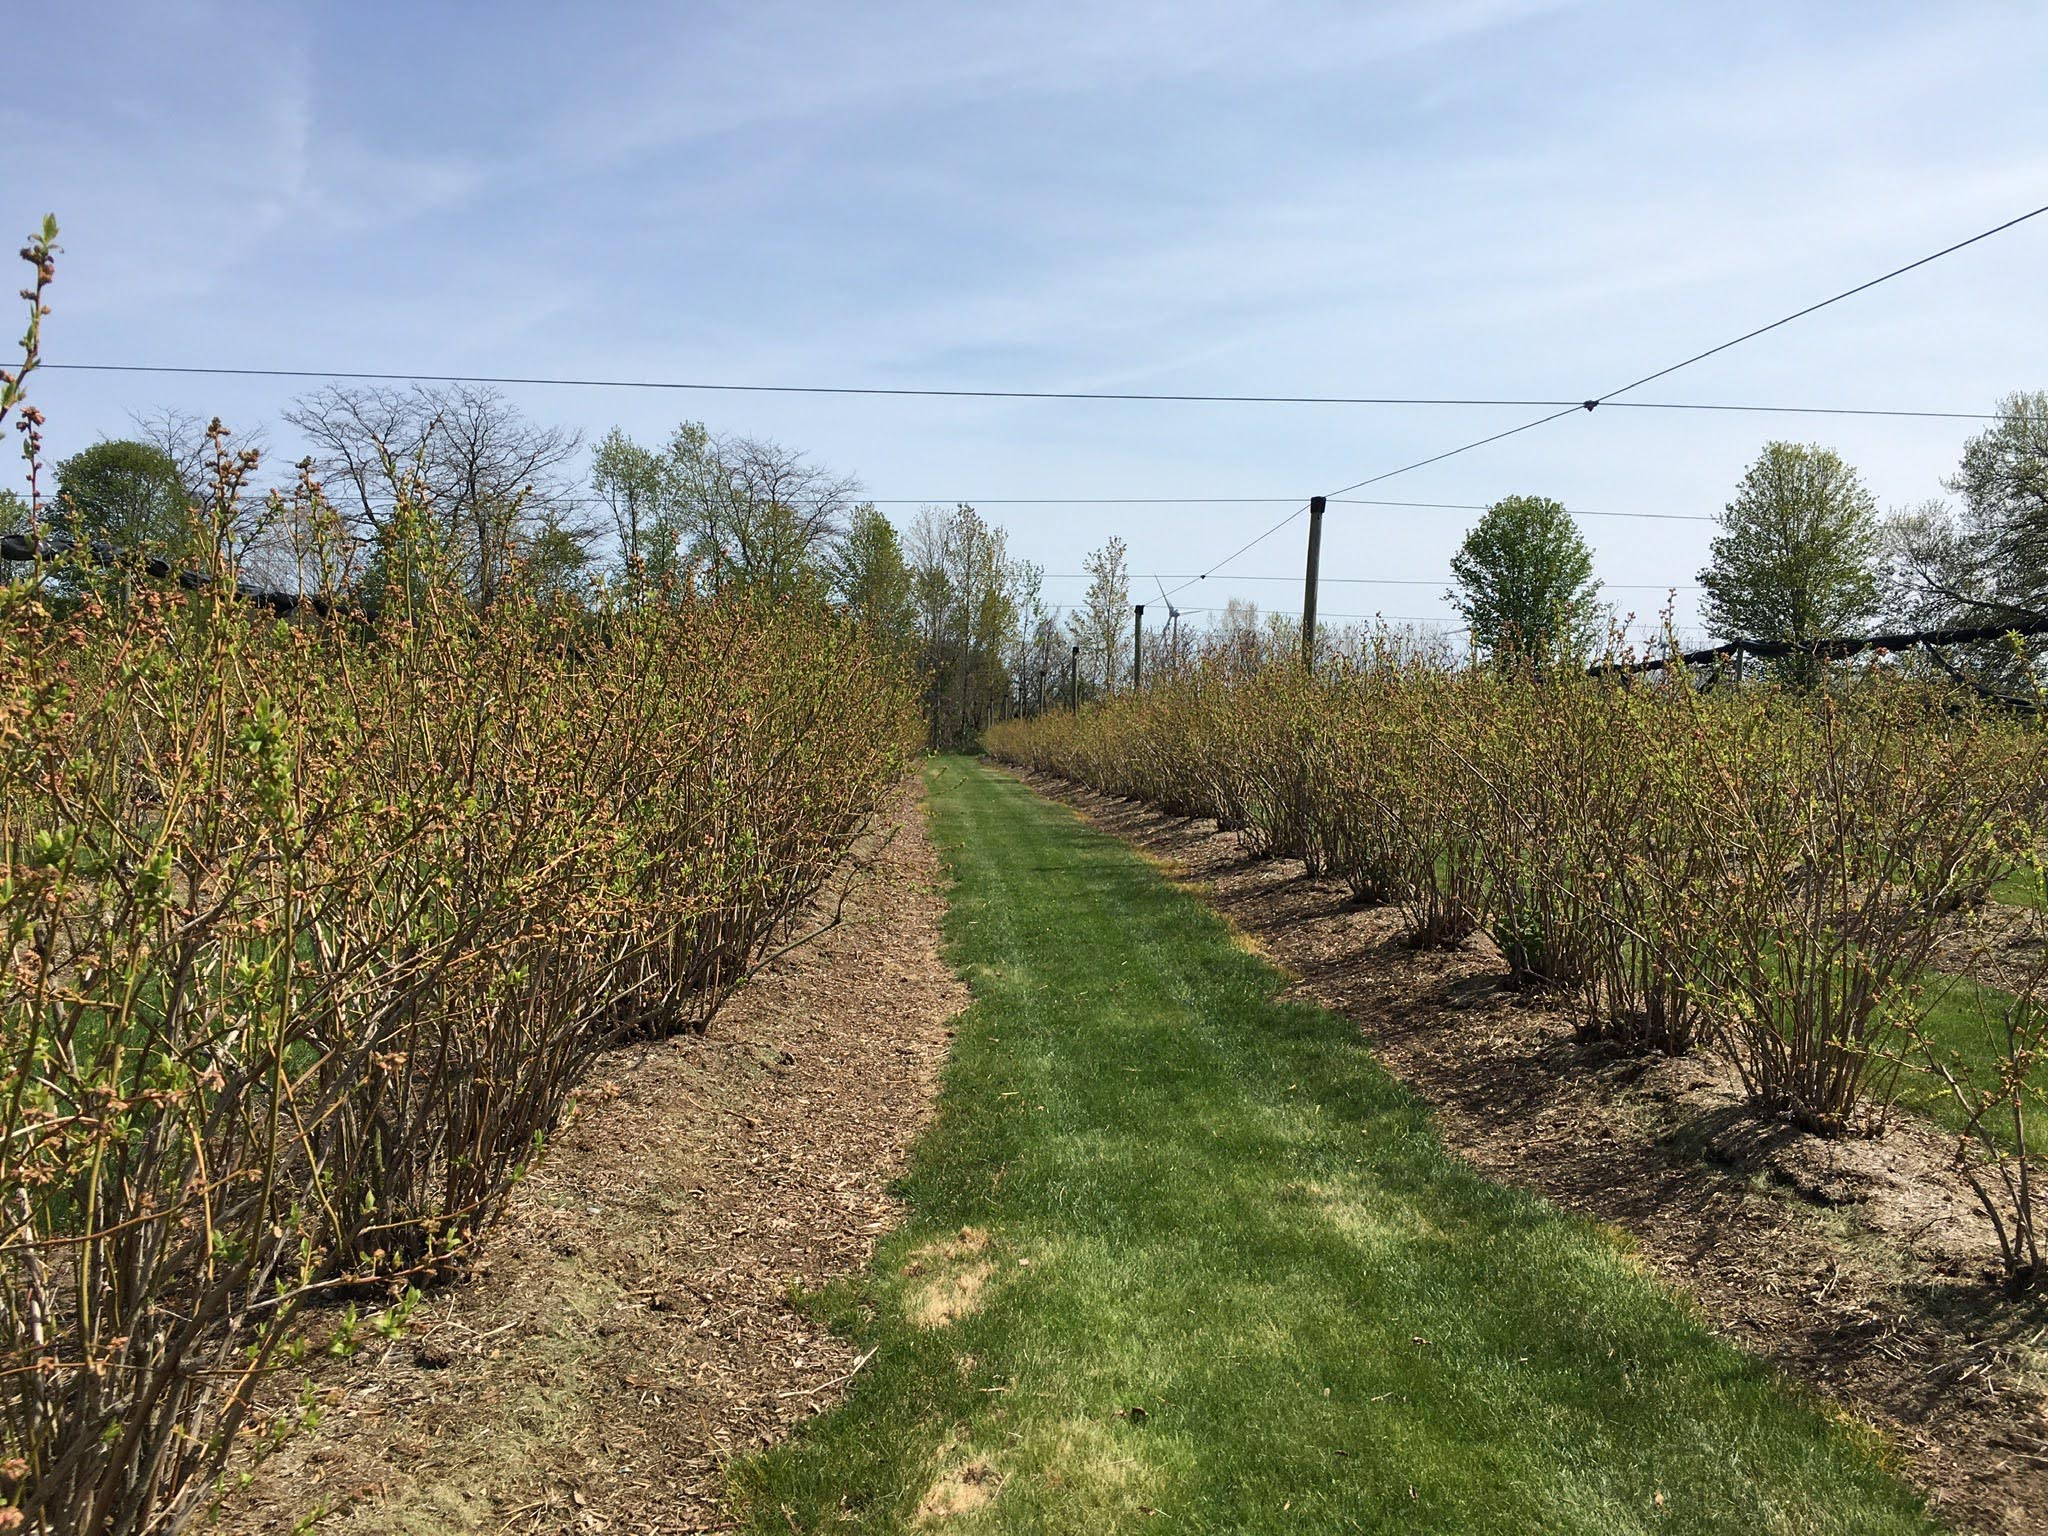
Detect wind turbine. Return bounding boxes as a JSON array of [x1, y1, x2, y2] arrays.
[[1153, 575, 1182, 668]]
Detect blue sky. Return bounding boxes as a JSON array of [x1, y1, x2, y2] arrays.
[[9, 1, 2048, 642]]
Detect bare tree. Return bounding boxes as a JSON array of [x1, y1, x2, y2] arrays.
[[282, 384, 434, 538], [124, 407, 284, 575], [1215, 596, 1266, 674], [663, 424, 857, 596], [283, 383, 586, 604], [131, 407, 270, 507], [426, 384, 587, 605]]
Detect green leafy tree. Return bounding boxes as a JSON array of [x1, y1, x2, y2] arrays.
[[1887, 392, 2048, 632], [53, 438, 193, 559], [1071, 536, 1129, 693], [0, 489, 29, 583], [829, 503, 915, 649], [1949, 390, 2048, 588], [908, 504, 1027, 748], [662, 423, 852, 598], [1700, 442, 1879, 681], [1447, 495, 1600, 663], [591, 427, 670, 589], [522, 513, 593, 602]]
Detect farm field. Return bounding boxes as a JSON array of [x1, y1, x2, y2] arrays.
[[1007, 767, 2048, 1534], [9, 20, 2048, 1530], [221, 781, 965, 1535], [733, 758, 1948, 1534]]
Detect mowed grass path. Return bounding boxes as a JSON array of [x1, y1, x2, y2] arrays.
[[733, 759, 1937, 1534]]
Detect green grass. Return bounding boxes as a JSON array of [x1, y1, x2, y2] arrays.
[[1903, 859, 2048, 1148], [731, 758, 1939, 1534], [1893, 970, 2040, 1150], [1988, 863, 2045, 908]]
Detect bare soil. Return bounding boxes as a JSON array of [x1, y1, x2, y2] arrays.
[[224, 780, 966, 1535], [1011, 768, 2048, 1536]]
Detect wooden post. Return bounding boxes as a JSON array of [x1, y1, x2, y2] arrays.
[[1069, 643, 1080, 711], [1301, 494, 1326, 671], [1133, 604, 1145, 691]]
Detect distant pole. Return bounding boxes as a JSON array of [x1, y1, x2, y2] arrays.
[[1133, 604, 1146, 691], [1070, 643, 1080, 711], [1301, 494, 1327, 671]]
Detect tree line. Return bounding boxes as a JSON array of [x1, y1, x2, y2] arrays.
[[0, 382, 1263, 746], [1442, 390, 2048, 683], [11, 382, 2043, 733], [0, 384, 1084, 748]]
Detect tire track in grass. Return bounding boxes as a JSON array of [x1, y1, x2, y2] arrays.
[[732, 758, 1942, 1535]]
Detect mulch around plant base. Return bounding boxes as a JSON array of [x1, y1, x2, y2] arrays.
[[224, 780, 967, 1536], [1010, 768, 2048, 1536]]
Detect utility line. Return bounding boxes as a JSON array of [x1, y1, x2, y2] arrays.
[[1041, 572, 1702, 590], [1592, 200, 2048, 405], [869, 496, 1714, 521], [31, 360, 2003, 419], [1328, 499, 1708, 522], [1154, 485, 1710, 601], [402, 492, 1719, 522], [1322, 199, 2048, 504], [1241, 199, 2048, 590], [59, 204, 2037, 615], [879, 495, 1708, 516], [1042, 599, 1466, 624], [1322, 408, 1585, 500], [1161, 506, 1308, 600], [1178, 608, 1462, 623], [866, 496, 1302, 504]]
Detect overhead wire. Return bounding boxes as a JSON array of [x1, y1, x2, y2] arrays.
[[1330, 498, 1712, 522], [865, 496, 1714, 521], [1590, 200, 2048, 405], [1184, 199, 2048, 590], [1040, 599, 1468, 625], [446, 493, 1721, 522], [32, 360, 2004, 420], [1040, 571, 1701, 590], [42, 205, 2043, 633], [1160, 505, 1308, 600]]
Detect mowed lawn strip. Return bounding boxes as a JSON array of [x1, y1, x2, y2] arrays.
[[732, 758, 1939, 1534]]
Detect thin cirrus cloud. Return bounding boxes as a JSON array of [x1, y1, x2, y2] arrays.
[[533, 1, 1579, 171]]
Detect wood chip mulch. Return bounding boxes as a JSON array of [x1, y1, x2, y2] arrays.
[[1012, 768, 2048, 1536], [223, 779, 966, 1535]]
